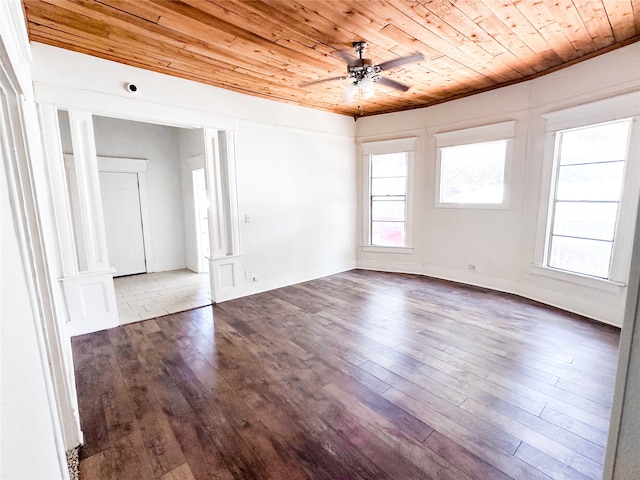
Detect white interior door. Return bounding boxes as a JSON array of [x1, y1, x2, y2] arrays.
[[99, 171, 146, 276]]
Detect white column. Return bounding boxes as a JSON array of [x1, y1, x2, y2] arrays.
[[203, 127, 226, 257], [204, 128, 243, 302], [38, 106, 118, 336], [219, 130, 241, 256], [37, 105, 79, 276], [68, 110, 110, 272]]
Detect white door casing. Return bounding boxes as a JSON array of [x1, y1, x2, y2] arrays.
[[193, 168, 210, 274], [100, 171, 146, 276]]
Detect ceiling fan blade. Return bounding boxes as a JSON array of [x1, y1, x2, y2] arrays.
[[376, 76, 411, 92], [299, 76, 346, 87], [377, 53, 424, 71], [332, 49, 357, 64]]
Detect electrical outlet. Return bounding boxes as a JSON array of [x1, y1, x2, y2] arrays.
[[468, 264, 476, 271], [245, 270, 253, 280]]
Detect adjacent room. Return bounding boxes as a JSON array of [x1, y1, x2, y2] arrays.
[[57, 111, 212, 323], [1, 2, 639, 480]]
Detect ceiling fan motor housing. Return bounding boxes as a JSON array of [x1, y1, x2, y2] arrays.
[[349, 41, 376, 82], [348, 56, 381, 83]]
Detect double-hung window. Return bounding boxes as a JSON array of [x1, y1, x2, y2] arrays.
[[362, 137, 417, 250], [546, 119, 633, 278], [536, 92, 640, 285], [370, 152, 408, 247]]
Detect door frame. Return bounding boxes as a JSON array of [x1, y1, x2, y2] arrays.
[[41, 106, 237, 312], [0, 24, 76, 478]]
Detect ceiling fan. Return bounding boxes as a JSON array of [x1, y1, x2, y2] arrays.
[[301, 41, 424, 103]]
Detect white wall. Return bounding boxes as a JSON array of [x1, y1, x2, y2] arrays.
[[356, 43, 640, 327], [91, 116, 189, 272], [30, 42, 357, 300], [236, 121, 356, 288]]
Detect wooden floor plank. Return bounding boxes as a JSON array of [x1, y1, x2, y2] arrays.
[[459, 398, 604, 476], [321, 382, 469, 480], [73, 270, 619, 479], [422, 431, 514, 480], [383, 386, 522, 455], [515, 442, 594, 480], [158, 463, 197, 480], [540, 407, 610, 447]]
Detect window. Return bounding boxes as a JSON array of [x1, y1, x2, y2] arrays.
[[439, 140, 507, 204], [361, 136, 417, 250], [435, 121, 514, 208], [533, 92, 640, 288], [370, 152, 408, 247], [546, 119, 632, 278]]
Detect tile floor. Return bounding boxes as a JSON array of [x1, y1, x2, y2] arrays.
[[114, 269, 211, 324]]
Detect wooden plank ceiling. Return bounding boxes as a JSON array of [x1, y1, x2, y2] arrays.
[[23, 0, 640, 117]]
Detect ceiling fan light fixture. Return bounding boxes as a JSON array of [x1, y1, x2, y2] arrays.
[[343, 82, 359, 103], [360, 76, 375, 98]]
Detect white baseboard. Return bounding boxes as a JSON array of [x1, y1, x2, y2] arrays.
[[215, 262, 357, 303], [148, 263, 188, 273]]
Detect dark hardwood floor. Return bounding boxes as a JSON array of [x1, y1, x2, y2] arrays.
[[72, 270, 620, 480]]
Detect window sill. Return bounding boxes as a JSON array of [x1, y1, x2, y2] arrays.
[[361, 245, 414, 254], [529, 264, 626, 294]]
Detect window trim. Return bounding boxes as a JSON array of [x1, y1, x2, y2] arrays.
[[361, 137, 417, 250], [533, 93, 640, 287], [434, 121, 515, 209]]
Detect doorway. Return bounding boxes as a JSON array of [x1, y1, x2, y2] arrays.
[[56, 111, 213, 324]]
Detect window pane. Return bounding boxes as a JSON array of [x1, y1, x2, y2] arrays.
[[440, 140, 506, 204], [369, 151, 408, 248], [556, 162, 624, 201], [371, 153, 407, 177], [552, 202, 618, 241], [372, 221, 405, 247], [372, 177, 406, 196], [372, 199, 405, 221], [548, 236, 612, 278], [559, 120, 631, 165]]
